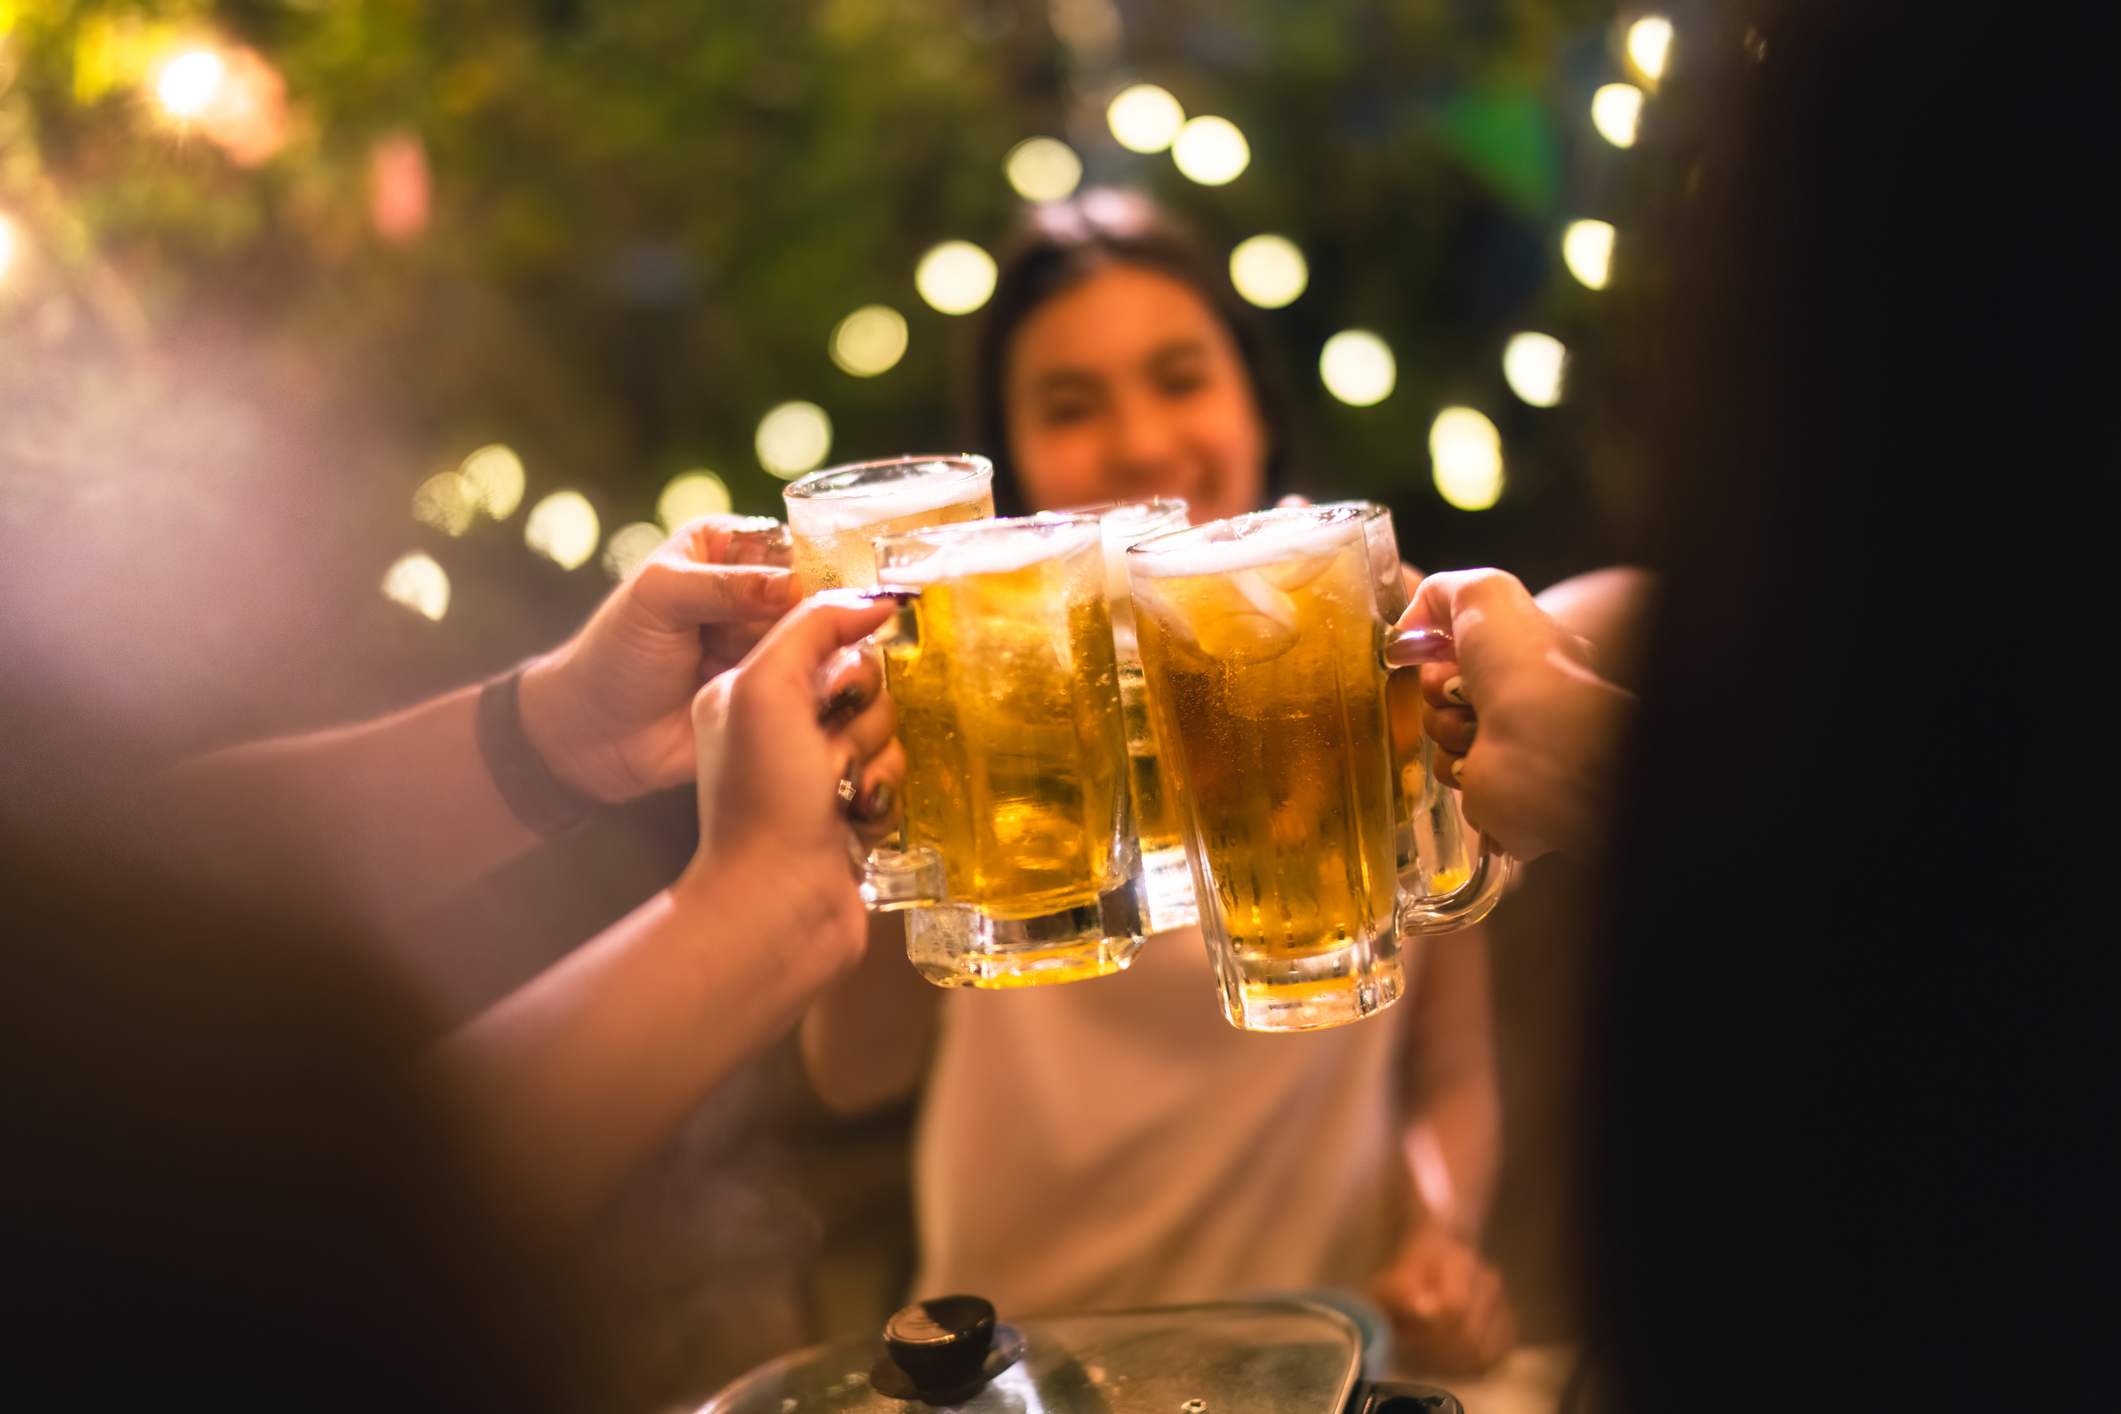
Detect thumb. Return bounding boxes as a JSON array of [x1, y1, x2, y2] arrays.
[[742, 590, 905, 696]]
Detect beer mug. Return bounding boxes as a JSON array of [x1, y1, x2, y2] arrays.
[[1125, 506, 1506, 1032], [865, 513, 1146, 988], [782, 454, 996, 593], [1320, 501, 1505, 922], [1088, 500, 1197, 933]]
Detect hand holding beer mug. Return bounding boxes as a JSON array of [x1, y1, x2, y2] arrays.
[[1127, 506, 1509, 1032], [861, 513, 1146, 988]]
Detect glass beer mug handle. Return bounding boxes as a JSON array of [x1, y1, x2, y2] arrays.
[[841, 586, 948, 913], [1378, 621, 1514, 933], [1401, 829, 1513, 933], [857, 840, 948, 911]]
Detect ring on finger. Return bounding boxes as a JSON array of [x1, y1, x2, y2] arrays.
[[834, 756, 863, 816]]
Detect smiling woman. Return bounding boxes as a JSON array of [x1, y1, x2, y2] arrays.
[[969, 190, 1292, 520], [803, 190, 1525, 1374]]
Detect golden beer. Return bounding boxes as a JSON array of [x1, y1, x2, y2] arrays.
[[1090, 500, 1196, 932], [876, 514, 1142, 987], [1128, 507, 1404, 1030], [783, 456, 994, 593], [1321, 501, 1476, 898]]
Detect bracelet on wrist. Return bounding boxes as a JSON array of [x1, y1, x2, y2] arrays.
[[475, 665, 597, 837]]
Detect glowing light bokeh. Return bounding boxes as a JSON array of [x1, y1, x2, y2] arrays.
[[756, 401, 833, 479], [155, 50, 225, 119], [371, 133, 431, 242], [1503, 332, 1568, 407], [0, 214, 18, 285], [1320, 330, 1396, 407], [1229, 234, 1308, 309], [916, 241, 997, 315], [1629, 16, 1675, 80], [1592, 83, 1644, 147], [1563, 219, 1616, 290], [1005, 137, 1083, 202], [459, 444, 526, 519], [831, 304, 909, 376], [602, 522, 668, 582], [1107, 84, 1185, 153], [413, 471, 477, 536], [1171, 116, 1249, 186], [1429, 408, 1505, 511], [657, 471, 733, 532], [382, 553, 450, 620], [525, 491, 601, 570]]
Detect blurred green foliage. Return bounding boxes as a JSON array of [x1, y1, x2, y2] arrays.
[[3, 0, 1648, 609]]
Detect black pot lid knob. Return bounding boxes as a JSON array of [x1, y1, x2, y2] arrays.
[[883, 1295, 997, 1396]]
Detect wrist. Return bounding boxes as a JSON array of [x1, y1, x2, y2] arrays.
[[475, 664, 599, 835], [672, 849, 865, 991], [516, 652, 628, 805]]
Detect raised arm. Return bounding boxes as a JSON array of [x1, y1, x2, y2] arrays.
[[441, 591, 907, 1225], [150, 517, 794, 922], [798, 913, 943, 1115], [1532, 566, 1657, 690]]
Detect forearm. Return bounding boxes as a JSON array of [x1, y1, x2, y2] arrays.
[[1534, 566, 1656, 690], [799, 913, 941, 1114], [1399, 930, 1502, 1238], [151, 687, 541, 922], [444, 858, 850, 1225]]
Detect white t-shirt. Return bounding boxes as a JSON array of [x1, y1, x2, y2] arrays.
[[912, 923, 1410, 1317]]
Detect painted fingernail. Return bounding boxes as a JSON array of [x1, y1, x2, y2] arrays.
[[1443, 676, 1468, 705], [1462, 720, 1478, 747], [817, 682, 873, 727], [1451, 756, 1467, 785], [859, 781, 895, 822]]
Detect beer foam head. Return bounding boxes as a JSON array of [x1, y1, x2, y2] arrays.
[[1126, 507, 1362, 580], [880, 513, 1101, 583], [783, 457, 993, 535]]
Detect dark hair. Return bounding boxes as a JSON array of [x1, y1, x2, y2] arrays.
[[969, 188, 1293, 515], [1575, 0, 2087, 1407]]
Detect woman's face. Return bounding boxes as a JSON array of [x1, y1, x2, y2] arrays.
[[1005, 263, 1267, 523]]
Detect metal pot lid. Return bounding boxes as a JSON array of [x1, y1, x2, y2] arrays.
[[699, 1300, 1364, 1414]]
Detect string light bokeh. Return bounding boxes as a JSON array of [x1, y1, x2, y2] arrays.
[[2, 1, 1687, 721]]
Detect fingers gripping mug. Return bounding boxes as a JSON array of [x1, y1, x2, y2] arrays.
[[1126, 506, 1509, 1033], [859, 513, 1147, 988]]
